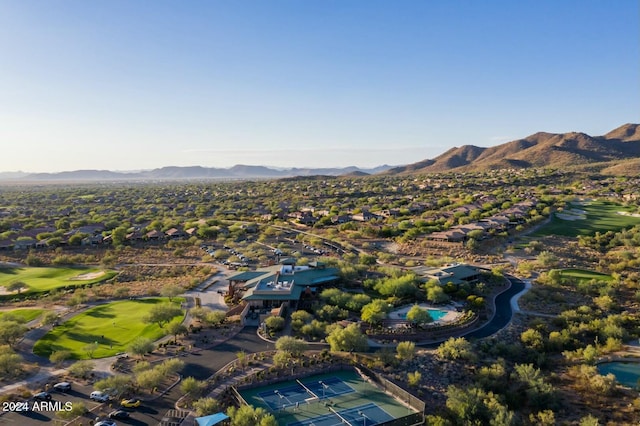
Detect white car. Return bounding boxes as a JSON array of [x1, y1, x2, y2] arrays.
[[53, 382, 72, 392], [90, 391, 110, 402], [94, 421, 116, 426]]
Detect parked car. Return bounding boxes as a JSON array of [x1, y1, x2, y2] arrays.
[[53, 382, 72, 392], [33, 391, 52, 401], [108, 410, 130, 419], [94, 420, 116, 426], [120, 398, 141, 408], [90, 391, 110, 402], [115, 352, 129, 359]]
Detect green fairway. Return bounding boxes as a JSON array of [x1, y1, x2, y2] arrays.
[[0, 308, 45, 322], [558, 269, 613, 283], [534, 200, 640, 237], [0, 266, 117, 296], [33, 298, 185, 359]]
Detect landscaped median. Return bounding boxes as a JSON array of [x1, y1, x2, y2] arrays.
[[33, 297, 185, 359]]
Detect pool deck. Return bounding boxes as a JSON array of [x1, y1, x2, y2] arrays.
[[387, 303, 461, 324]]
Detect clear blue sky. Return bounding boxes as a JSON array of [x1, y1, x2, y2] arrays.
[[1, 0, 638, 172]]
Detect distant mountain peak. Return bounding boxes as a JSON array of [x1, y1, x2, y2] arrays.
[[384, 123, 640, 175]]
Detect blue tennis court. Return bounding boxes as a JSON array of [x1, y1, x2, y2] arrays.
[[288, 402, 394, 426], [259, 376, 355, 411], [301, 376, 354, 400]]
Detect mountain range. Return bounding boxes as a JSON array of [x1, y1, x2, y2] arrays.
[[2, 123, 638, 181], [385, 123, 640, 175], [0, 165, 394, 181]]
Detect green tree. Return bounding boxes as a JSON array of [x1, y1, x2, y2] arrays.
[[82, 342, 99, 359], [128, 337, 155, 357], [6, 281, 29, 294], [361, 300, 389, 326], [56, 402, 87, 420], [193, 397, 220, 417], [275, 336, 306, 357], [426, 284, 450, 304], [0, 345, 23, 378], [68, 360, 94, 378], [49, 350, 72, 366], [406, 304, 432, 327], [0, 321, 28, 347], [143, 303, 183, 328], [136, 367, 164, 391], [181, 376, 206, 398], [40, 311, 59, 327], [94, 375, 133, 398], [265, 316, 285, 332], [167, 322, 188, 342], [407, 370, 422, 388], [227, 404, 277, 426], [326, 323, 368, 352], [161, 284, 183, 302], [437, 337, 476, 361], [396, 341, 416, 361]]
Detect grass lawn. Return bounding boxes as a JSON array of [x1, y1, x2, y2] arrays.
[[33, 298, 185, 360], [534, 201, 640, 237], [0, 308, 45, 322], [0, 266, 117, 296], [557, 268, 613, 282]]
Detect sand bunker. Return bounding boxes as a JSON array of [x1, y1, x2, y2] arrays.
[[617, 211, 640, 218], [72, 271, 106, 280]]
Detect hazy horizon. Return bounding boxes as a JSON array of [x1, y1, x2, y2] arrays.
[[1, 1, 638, 173]]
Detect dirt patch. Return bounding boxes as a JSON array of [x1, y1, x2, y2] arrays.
[[71, 271, 106, 280]]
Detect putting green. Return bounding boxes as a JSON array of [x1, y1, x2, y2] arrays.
[[0, 308, 44, 323], [33, 298, 185, 359], [557, 268, 613, 282], [0, 266, 117, 296]]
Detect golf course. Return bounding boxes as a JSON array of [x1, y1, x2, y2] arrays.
[[33, 297, 185, 359], [0, 266, 117, 297], [0, 308, 44, 322], [534, 200, 640, 237]]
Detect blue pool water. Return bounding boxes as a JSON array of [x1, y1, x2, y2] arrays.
[[597, 362, 640, 389], [398, 308, 448, 321]]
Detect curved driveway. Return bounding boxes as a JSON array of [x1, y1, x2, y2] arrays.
[[465, 275, 526, 340]]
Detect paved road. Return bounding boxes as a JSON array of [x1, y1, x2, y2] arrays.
[[3, 327, 272, 426], [464, 275, 526, 340]]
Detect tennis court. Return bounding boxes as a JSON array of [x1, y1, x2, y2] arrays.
[[241, 369, 417, 426]]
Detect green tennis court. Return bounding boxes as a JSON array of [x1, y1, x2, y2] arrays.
[[240, 370, 417, 426]]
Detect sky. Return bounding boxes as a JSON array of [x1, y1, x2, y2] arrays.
[[0, 0, 638, 173]]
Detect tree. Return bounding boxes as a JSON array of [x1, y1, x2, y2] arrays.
[[82, 342, 99, 359], [136, 367, 164, 391], [68, 360, 94, 378], [41, 311, 59, 327], [265, 316, 285, 332], [143, 303, 183, 328], [0, 345, 23, 378], [205, 310, 226, 326], [361, 300, 388, 326], [396, 341, 416, 361], [56, 402, 87, 420], [407, 370, 422, 388], [521, 328, 544, 351], [6, 281, 29, 294], [227, 404, 277, 426], [49, 350, 72, 366], [128, 337, 155, 357], [181, 376, 206, 398], [167, 322, 188, 342], [156, 358, 185, 376], [406, 304, 432, 327], [94, 374, 133, 398], [273, 350, 293, 368], [326, 323, 368, 352], [193, 397, 220, 417], [161, 284, 183, 302], [275, 336, 306, 358], [111, 226, 129, 247], [426, 284, 450, 304], [0, 321, 28, 347], [437, 337, 476, 361]]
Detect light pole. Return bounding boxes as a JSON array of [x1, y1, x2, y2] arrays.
[[358, 410, 368, 426], [319, 380, 328, 400]]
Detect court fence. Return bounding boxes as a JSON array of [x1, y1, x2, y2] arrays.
[[231, 362, 425, 425]]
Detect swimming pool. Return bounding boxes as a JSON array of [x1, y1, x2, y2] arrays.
[[597, 362, 640, 389], [398, 308, 448, 322]]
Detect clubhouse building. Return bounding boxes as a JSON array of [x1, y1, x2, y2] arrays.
[[227, 258, 340, 311]]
